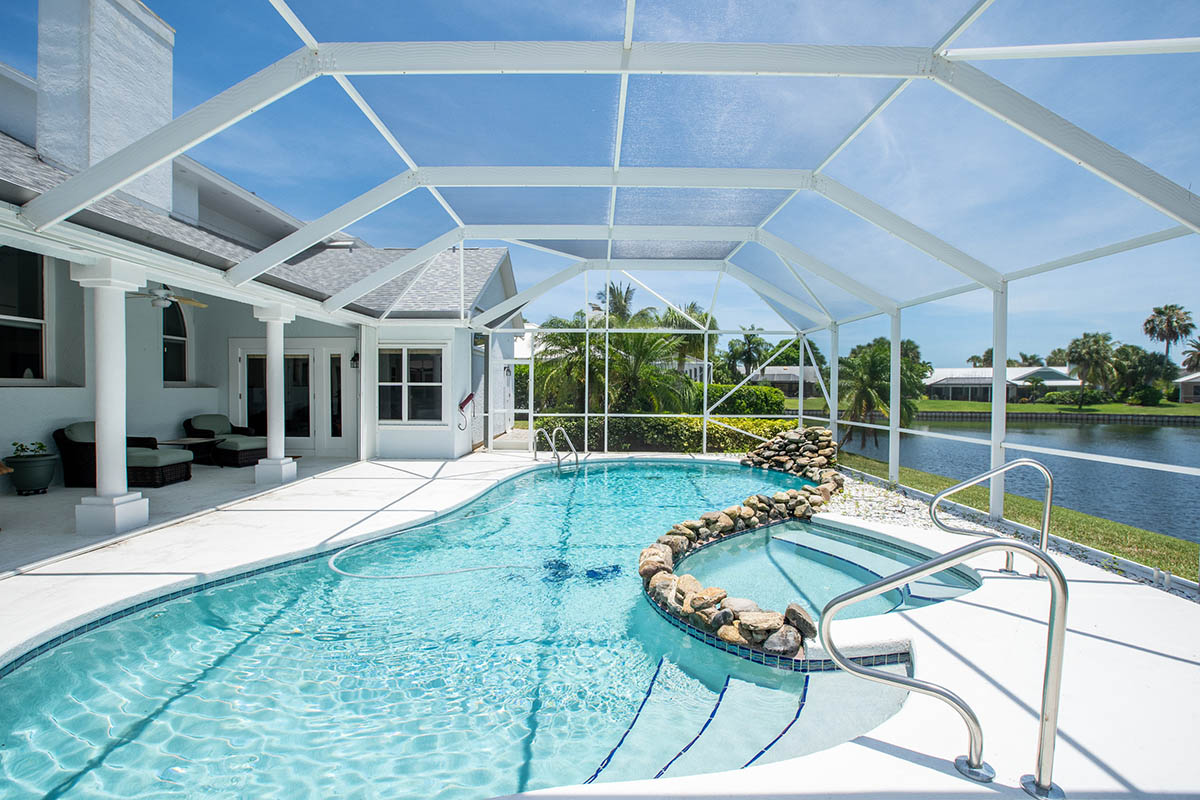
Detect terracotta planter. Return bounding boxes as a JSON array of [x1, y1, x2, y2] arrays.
[[7, 453, 58, 496]]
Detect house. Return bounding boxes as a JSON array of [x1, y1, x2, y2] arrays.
[[924, 366, 1080, 401], [0, 0, 520, 535], [747, 365, 821, 397], [1173, 372, 1200, 403]]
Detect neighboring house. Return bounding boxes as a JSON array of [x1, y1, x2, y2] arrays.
[[924, 367, 1080, 401], [0, 0, 520, 534], [1173, 372, 1200, 403], [746, 365, 820, 397]]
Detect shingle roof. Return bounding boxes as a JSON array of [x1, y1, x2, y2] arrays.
[[0, 131, 509, 318]]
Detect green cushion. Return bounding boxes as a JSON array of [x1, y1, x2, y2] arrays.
[[191, 414, 232, 435], [126, 447, 193, 468], [64, 421, 96, 443], [215, 435, 267, 452]]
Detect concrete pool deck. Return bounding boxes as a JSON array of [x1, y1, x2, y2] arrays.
[[1, 452, 1197, 800]]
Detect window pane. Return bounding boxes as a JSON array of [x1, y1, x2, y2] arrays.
[[379, 385, 405, 421], [0, 247, 42, 320], [163, 339, 186, 382], [285, 355, 310, 437], [379, 349, 405, 382], [330, 354, 342, 437], [163, 302, 186, 338], [246, 355, 266, 434], [408, 348, 442, 382], [409, 385, 442, 420], [0, 320, 43, 379]]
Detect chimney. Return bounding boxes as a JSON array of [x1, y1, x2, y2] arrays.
[[36, 0, 174, 212]]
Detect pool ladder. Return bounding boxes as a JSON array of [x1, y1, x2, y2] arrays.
[[534, 426, 579, 470], [820, 460, 1068, 800], [930, 458, 1055, 576]]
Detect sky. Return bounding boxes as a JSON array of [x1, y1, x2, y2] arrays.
[[1, 0, 1197, 365]]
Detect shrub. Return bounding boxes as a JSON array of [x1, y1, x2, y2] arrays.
[[530, 415, 798, 453], [513, 364, 529, 407], [1038, 388, 1110, 406], [1127, 385, 1163, 406], [698, 383, 786, 415]]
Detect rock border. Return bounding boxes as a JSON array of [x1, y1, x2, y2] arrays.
[[638, 427, 846, 661]]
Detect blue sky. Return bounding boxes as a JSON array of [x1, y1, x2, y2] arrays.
[[1, 1, 1198, 365]]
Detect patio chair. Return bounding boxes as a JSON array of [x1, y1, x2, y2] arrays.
[[183, 414, 267, 467], [53, 422, 193, 489]]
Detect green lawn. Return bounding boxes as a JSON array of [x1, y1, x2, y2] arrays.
[[783, 397, 1200, 416], [916, 398, 1200, 415], [837, 451, 1199, 578]]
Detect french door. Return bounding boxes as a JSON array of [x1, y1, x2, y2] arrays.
[[229, 338, 358, 456]]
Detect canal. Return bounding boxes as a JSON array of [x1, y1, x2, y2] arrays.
[[840, 419, 1200, 543]]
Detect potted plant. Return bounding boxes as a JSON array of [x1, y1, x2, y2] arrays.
[[7, 441, 57, 496]]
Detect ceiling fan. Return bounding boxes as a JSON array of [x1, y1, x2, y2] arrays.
[[127, 286, 207, 309]]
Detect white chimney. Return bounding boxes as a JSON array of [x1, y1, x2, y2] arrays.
[[36, 0, 174, 213]]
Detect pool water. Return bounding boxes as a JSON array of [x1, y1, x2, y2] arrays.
[[0, 460, 943, 798]]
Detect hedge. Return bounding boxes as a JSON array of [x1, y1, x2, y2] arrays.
[[698, 383, 786, 415], [530, 415, 800, 453]]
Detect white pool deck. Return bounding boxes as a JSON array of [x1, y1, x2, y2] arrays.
[[1, 451, 1197, 800]]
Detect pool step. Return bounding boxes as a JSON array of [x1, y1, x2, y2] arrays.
[[770, 527, 966, 603], [654, 677, 803, 779], [586, 659, 719, 784]]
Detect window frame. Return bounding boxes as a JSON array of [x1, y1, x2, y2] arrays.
[[378, 344, 447, 425], [162, 300, 189, 386], [0, 250, 53, 387]]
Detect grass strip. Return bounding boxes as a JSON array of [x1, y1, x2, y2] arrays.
[[837, 451, 1199, 578]]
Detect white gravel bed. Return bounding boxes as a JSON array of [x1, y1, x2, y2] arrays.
[[822, 474, 1199, 602]]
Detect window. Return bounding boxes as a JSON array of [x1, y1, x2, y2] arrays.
[[162, 301, 187, 383], [379, 347, 444, 422], [0, 246, 45, 382]]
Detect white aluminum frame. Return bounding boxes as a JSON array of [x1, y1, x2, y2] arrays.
[[8, 0, 1197, 540]]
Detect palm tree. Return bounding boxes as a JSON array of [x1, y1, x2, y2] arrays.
[[1046, 347, 1068, 367], [658, 303, 717, 371], [737, 327, 770, 376], [1183, 338, 1200, 373], [966, 354, 985, 367], [837, 342, 925, 447], [1018, 352, 1044, 367], [1066, 332, 1116, 409], [1143, 304, 1195, 359], [605, 331, 696, 413]]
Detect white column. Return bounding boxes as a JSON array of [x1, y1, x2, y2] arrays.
[[71, 259, 149, 534], [889, 310, 902, 484], [254, 304, 297, 485], [990, 282, 1008, 519], [829, 322, 839, 442], [798, 333, 806, 428]]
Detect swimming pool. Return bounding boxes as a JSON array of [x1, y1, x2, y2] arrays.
[[0, 460, 961, 798]]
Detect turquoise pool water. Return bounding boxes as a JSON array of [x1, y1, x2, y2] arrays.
[[0, 460, 950, 798]]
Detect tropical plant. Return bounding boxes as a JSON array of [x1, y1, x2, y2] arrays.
[[658, 302, 717, 371], [966, 353, 985, 367], [1181, 338, 1200, 373], [734, 327, 771, 376], [1018, 352, 1044, 367], [850, 336, 924, 363], [1025, 376, 1046, 401], [837, 342, 925, 447], [1046, 347, 1069, 366], [11, 441, 48, 456], [1112, 343, 1178, 401], [1066, 332, 1117, 409], [1143, 304, 1194, 358], [594, 281, 655, 325], [605, 331, 696, 413]]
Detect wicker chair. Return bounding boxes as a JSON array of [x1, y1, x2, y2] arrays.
[[183, 414, 267, 467], [53, 422, 193, 489]]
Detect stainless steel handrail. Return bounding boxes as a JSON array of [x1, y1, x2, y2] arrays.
[[930, 458, 1054, 576], [551, 426, 580, 468], [533, 428, 563, 468], [819, 537, 1069, 800]]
